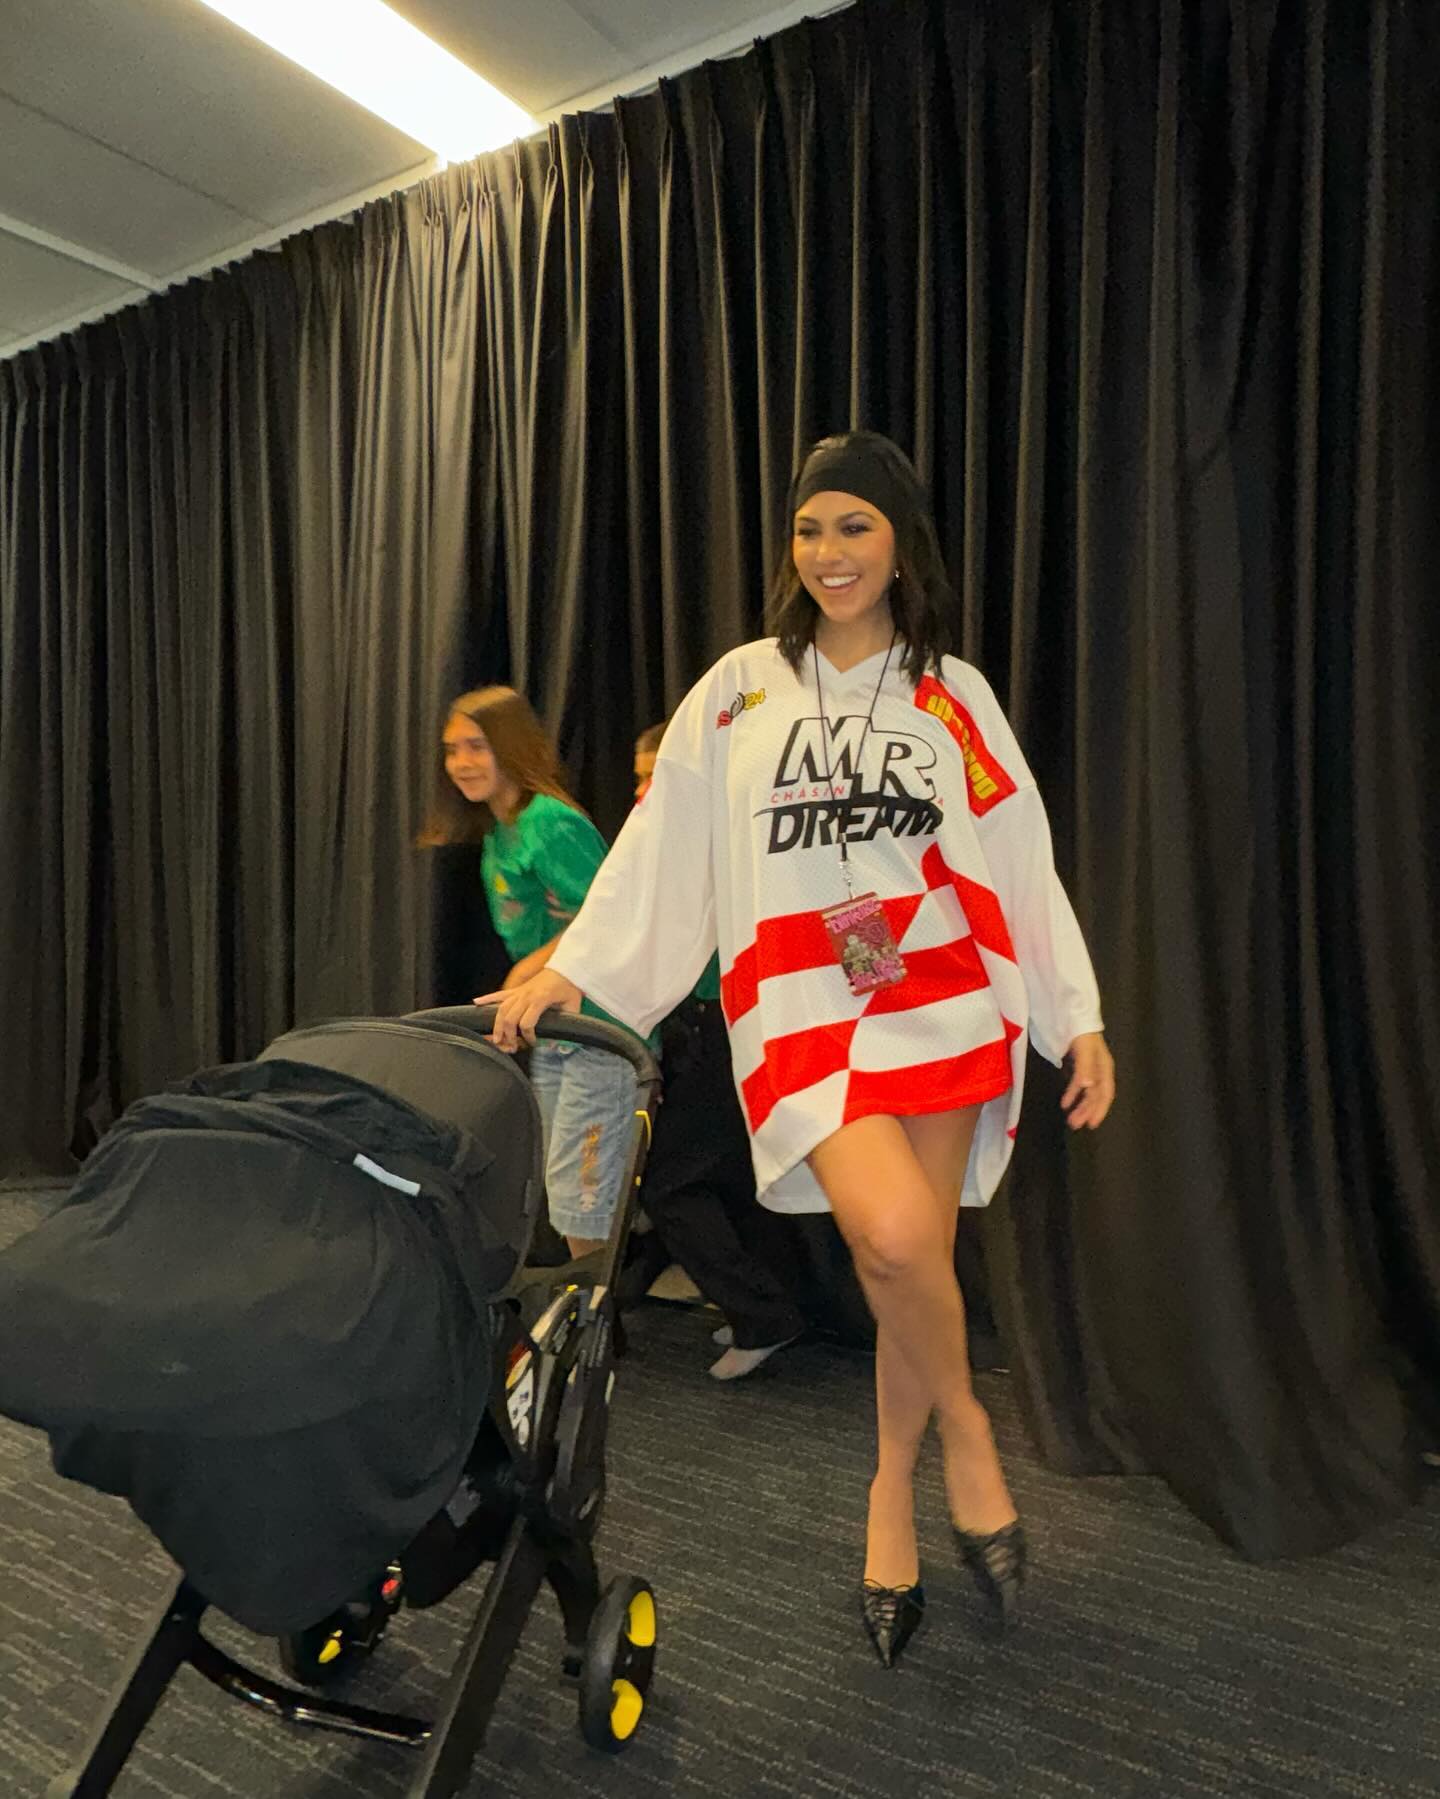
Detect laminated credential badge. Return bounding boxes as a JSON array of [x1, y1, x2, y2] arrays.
[[820, 891, 907, 996]]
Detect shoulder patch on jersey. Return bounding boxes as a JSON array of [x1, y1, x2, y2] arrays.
[[913, 675, 1017, 815], [716, 688, 766, 729]]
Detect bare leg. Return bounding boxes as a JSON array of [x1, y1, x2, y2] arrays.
[[863, 1111, 969, 1586], [809, 1115, 1015, 1549], [865, 1330, 927, 1585], [565, 1234, 608, 1258], [901, 1112, 1014, 1533]]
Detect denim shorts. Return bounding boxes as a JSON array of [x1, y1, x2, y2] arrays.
[[528, 1040, 636, 1241]]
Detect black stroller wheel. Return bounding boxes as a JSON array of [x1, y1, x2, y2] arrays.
[[578, 1577, 658, 1752], [276, 1566, 403, 1688]]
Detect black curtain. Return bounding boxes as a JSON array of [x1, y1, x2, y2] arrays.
[[0, 201, 496, 1164], [2, 0, 1436, 1558]]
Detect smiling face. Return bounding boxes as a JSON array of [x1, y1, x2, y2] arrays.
[[792, 490, 898, 630], [443, 713, 520, 815]]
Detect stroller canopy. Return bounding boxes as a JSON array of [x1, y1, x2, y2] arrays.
[[0, 1020, 542, 1633]]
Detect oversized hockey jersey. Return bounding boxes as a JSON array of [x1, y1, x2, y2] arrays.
[[551, 638, 1103, 1213]]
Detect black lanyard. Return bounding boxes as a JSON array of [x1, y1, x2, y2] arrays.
[[811, 634, 898, 898]]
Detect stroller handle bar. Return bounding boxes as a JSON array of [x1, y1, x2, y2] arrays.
[[410, 1006, 661, 1092]]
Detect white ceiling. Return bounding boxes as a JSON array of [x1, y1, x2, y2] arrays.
[[0, 0, 839, 359]]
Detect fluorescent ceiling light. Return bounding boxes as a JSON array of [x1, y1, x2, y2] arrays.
[[196, 0, 536, 162]]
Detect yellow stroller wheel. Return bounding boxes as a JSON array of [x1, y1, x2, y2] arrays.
[[276, 1566, 403, 1688], [578, 1577, 658, 1752]]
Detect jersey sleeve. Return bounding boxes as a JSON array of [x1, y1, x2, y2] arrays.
[[947, 661, 1106, 1066], [548, 676, 718, 1039]]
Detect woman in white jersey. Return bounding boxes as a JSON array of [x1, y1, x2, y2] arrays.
[[481, 432, 1115, 1665]]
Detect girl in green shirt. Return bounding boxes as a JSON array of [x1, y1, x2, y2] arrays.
[[433, 687, 635, 1256]]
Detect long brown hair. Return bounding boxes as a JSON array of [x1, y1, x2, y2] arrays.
[[421, 686, 580, 846]]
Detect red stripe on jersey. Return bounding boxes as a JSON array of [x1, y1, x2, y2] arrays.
[[722, 893, 926, 1025], [722, 912, 828, 1024], [882, 891, 926, 945], [921, 846, 1017, 963], [954, 874, 1017, 962], [843, 1038, 1013, 1125], [721, 944, 758, 1023], [759, 909, 833, 980], [741, 1019, 858, 1134], [861, 937, 989, 1017]]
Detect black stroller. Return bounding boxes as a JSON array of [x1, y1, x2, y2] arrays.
[[4, 1006, 661, 1799]]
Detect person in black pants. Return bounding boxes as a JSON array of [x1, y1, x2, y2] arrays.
[[632, 723, 807, 1380]]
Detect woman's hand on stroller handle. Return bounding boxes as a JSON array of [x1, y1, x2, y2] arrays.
[[475, 968, 584, 1051]]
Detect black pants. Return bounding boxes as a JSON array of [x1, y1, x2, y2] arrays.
[[641, 999, 808, 1350]]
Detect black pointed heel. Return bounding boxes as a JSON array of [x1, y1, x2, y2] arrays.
[[860, 1579, 926, 1667], [952, 1520, 1026, 1632]]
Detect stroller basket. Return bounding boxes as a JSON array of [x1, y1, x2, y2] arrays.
[[40, 1007, 662, 1799]]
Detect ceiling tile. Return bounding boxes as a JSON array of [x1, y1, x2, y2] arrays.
[[0, 96, 261, 281], [0, 0, 432, 225], [556, 0, 794, 77], [0, 231, 141, 338], [393, 0, 631, 116]]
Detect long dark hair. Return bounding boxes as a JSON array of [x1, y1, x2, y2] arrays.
[[421, 686, 580, 847], [766, 431, 958, 684]]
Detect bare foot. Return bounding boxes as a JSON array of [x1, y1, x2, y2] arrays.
[[865, 1468, 921, 1589], [938, 1400, 1018, 1535]]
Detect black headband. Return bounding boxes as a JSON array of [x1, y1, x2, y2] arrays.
[[791, 441, 915, 532]]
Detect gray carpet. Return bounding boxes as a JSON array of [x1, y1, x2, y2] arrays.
[[1, 1186, 1436, 1799]]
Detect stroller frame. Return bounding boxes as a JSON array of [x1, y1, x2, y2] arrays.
[[46, 1007, 662, 1799]]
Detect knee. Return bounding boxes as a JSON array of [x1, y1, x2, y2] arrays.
[[848, 1216, 940, 1287]]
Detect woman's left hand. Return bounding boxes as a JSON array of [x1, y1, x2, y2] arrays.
[[476, 968, 582, 1051], [1061, 1032, 1115, 1130]]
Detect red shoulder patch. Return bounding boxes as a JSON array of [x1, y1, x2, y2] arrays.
[[913, 675, 1017, 816]]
